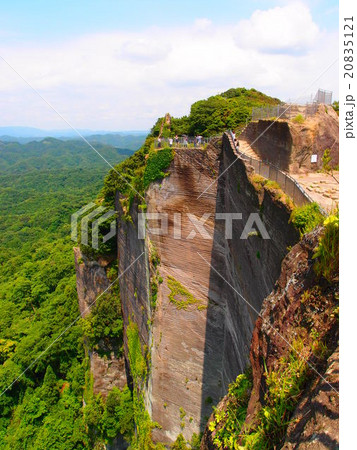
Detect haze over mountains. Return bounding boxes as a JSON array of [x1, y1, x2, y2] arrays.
[[0, 126, 148, 148]]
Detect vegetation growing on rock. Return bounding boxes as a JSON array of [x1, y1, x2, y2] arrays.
[[289, 202, 324, 235], [143, 147, 174, 189], [249, 174, 294, 209], [313, 213, 339, 283], [167, 276, 206, 311], [208, 371, 252, 448]]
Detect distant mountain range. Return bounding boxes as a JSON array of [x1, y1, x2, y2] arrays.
[[0, 127, 148, 149], [0, 137, 137, 172]]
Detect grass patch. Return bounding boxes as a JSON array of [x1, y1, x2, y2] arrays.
[[240, 340, 309, 449], [250, 174, 266, 191], [208, 371, 252, 449], [292, 114, 305, 124], [250, 174, 294, 209], [149, 241, 161, 309], [126, 320, 165, 449], [313, 213, 339, 283], [127, 320, 147, 382], [289, 202, 324, 235], [167, 276, 207, 311]]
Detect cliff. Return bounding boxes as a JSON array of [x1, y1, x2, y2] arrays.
[[116, 134, 299, 443], [201, 227, 339, 448], [74, 125, 338, 447], [240, 104, 339, 172], [74, 247, 127, 397]]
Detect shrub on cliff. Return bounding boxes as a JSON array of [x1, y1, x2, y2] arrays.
[[208, 371, 252, 448], [289, 202, 324, 235], [143, 147, 174, 189], [82, 290, 123, 356], [314, 213, 339, 283]]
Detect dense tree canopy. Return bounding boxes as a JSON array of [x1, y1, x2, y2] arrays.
[[150, 87, 281, 137], [0, 139, 131, 448]]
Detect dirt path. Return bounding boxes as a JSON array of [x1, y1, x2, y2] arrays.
[[237, 138, 339, 212], [294, 172, 339, 212]]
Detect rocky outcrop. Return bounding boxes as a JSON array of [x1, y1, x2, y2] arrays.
[[245, 228, 338, 426], [116, 135, 299, 443], [201, 227, 339, 448], [240, 105, 339, 172], [283, 348, 339, 449], [74, 248, 127, 397]]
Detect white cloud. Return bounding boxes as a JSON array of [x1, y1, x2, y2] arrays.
[[120, 37, 171, 63], [194, 18, 213, 30], [235, 2, 319, 53], [0, 3, 337, 130]]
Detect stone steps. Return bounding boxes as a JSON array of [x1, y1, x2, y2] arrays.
[[237, 140, 261, 160]]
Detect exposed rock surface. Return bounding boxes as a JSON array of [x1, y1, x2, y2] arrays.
[[74, 248, 126, 397], [246, 228, 338, 426], [240, 105, 339, 172], [283, 349, 339, 449], [201, 227, 339, 448], [116, 135, 299, 443]]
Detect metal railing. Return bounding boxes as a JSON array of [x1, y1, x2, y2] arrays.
[[154, 136, 210, 148], [251, 103, 319, 121], [227, 131, 325, 212], [314, 88, 332, 105]]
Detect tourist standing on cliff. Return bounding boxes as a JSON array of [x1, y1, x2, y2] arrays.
[[175, 135, 179, 146], [158, 137, 162, 148], [169, 137, 173, 147]]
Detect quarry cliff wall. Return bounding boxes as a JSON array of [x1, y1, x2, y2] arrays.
[[240, 104, 339, 172], [116, 134, 299, 443], [74, 248, 127, 397]]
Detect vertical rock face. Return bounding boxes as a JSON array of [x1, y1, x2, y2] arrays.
[[74, 248, 127, 396], [116, 135, 299, 443], [240, 105, 339, 172], [245, 227, 338, 442], [201, 228, 339, 449], [240, 120, 293, 170]]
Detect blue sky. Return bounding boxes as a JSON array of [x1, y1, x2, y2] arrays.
[[0, 0, 339, 130], [1, 0, 338, 41]]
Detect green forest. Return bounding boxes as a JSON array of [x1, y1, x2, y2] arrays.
[[150, 88, 281, 137], [0, 139, 132, 448], [0, 88, 283, 448]]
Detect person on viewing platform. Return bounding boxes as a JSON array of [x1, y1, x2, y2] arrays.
[[197, 135, 202, 146], [169, 138, 173, 147], [158, 137, 162, 148], [232, 130, 236, 141], [183, 137, 188, 148], [175, 134, 179, 146]]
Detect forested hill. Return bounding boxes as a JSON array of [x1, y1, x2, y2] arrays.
[[150, 87, 281, 136], [0, 138, 131, 447], [0, 138, 135, 172]]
